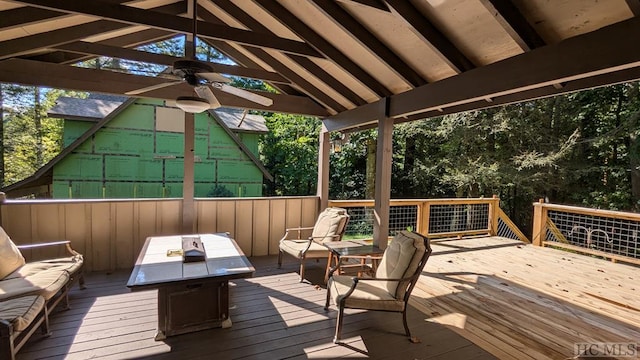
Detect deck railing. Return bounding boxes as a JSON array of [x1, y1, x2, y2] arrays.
[[532, 200, 640, 265], [0, 196, 319, 272], [0, 196, 528, 272], [328, 197, 529, 243]]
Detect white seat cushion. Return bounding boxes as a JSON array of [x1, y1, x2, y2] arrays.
[[279, 240, 329, 259], [0, 295, 45, 332]]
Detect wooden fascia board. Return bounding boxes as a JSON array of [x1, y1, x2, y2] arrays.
[[389, 16, 640, 118], [52, 41, 290, 84], [0, 6, 66, 30], [337, 0, 390, 12], [207, 110, 273, 182], [0, 98, 135, 195], [253, 0, 393, 97], [385, 0, 475, 73], [398, 66, 640, 123], [310, 0, 427, 87], [13, 0, 322, 58], [0, 59, 329, 116]]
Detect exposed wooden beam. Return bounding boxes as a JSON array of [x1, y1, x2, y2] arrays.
[[52, 41, 290, 84], [254, 0, 393, 97], [398, 66, 640, 124], [13, 0, 322, 58], [480, 0, 546, 51], [28, 29, 176, 64], [626, 0, 640, 16], [385, 0, 475, 73], [214, 0, 366, 107], [337, 0, 389, 12], [390, 16, 640, 118], [0, 6, 66, 30], [311, 0, 427, 88], [326, 17, 640, 129], [0, 59, 329, 116], [1, 2, 186, 60], [323, 99, 384, 132], [0, 20, 128, 60], [200, 2, 347, 113]]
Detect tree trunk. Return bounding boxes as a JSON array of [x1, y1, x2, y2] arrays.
[[34, 87, 43, 167], [0, 84, 4, 188], [365, 138, 376, 199]]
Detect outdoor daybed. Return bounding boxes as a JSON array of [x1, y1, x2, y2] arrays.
[[0, 226, 84, 360]]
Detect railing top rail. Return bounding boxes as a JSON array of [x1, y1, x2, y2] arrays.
[[535, 202, 640, 221], [0, 195, 321, 205], [329, 198, 499, 206]]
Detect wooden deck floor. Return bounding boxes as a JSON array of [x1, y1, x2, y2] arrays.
[[16, 236, 640, 359]]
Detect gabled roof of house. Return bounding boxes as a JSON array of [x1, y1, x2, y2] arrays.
[[49, 96, 269, 133], [1, 97, 272, 197]]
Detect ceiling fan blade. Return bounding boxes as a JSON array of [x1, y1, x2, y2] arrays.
[[219, 84, 274, 107], [198, 72, 231, 83], [125, 80, 182, 95], [194, 85, 221, 109]]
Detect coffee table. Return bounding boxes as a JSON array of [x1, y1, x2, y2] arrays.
[[323, 240, 385, 282], [127, 233, 254, 340]]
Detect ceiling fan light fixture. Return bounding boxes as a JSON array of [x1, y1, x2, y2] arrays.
[[175, 96, 210, 113]]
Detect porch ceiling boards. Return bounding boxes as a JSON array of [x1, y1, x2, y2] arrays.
[[0, 0, 639, 127], [15, 237, 640, 359]]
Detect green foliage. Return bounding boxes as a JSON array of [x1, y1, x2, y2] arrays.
[[260, 112, 321, 196], [206, 184, 234, 198]]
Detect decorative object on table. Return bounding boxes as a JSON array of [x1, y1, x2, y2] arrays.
[[182, 236, 206, 262]]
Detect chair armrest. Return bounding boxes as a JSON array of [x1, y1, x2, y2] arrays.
[[281, 227, 315, 241], [17, 240, 81, 256]]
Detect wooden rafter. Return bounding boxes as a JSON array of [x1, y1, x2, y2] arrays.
[[12, 0, 322, 58], [51, 41, 290, 84], [254, 0, 393, 97], [480, 0, 546, 51], [0, 59, 329, 116], [310, 0, 427, 88], [325, 17, 640, 130], [215, 0, 366, 107], [385, 0, 475, 74], [201, 2, 347, 113]]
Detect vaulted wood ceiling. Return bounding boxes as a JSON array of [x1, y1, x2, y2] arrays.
[[1, 0, 639, 131]]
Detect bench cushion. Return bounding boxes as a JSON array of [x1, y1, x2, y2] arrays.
[[3, 256, 83, 280], [0, 295, 45, 332], [279, 239, 329, 259], [0, 270, 70, 301], [0, 226, 25, 280]]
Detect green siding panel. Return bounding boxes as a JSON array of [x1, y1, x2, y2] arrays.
[[54, 154, 103, 180], [155, 132, 183, 156], [104, 156, 138, 181], [217, 160, 262, 182], [137, 158, 163, 181], [243, 183, 263, 197], [209, 126, 235, 147], [195, 160, 216, 181], [105, 104, 155, 130], [195, 135, 208, 157], [163, 183, 183, 198], [194, 114, 209, 134], [63, 121, 94, 150], [165, 159, 184, 181], [94, 129, 153, 154], [209, 146, 244, 159]]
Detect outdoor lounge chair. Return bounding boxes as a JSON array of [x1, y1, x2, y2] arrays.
[[324, 230, 432, 343], [278, 207, 349, 282]]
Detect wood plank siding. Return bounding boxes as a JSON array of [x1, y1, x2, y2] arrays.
[[0, 197, 319, 272], [16, 236, 639, 360]]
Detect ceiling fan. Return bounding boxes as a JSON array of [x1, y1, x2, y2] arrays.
[[125, 0, 273, 113]]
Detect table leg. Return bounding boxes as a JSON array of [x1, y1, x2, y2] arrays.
[[155, 288, 168, 341]]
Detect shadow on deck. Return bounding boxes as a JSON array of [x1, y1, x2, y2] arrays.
[[16, 236, 640, 359]]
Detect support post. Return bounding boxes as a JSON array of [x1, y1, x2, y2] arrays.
[[489, 195, 500, 236], [317, 125, 330, 212], [182, 112, 195, 234], [531, 198, 547, 246], [373, 98, 393, 250]]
